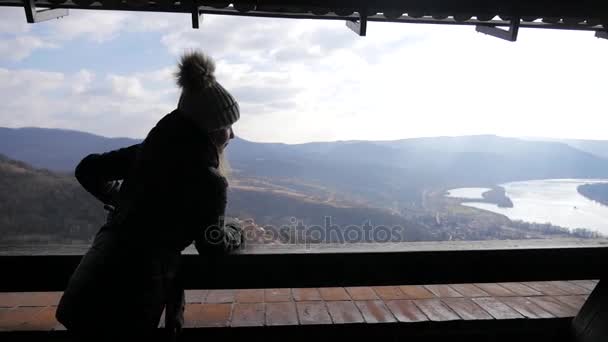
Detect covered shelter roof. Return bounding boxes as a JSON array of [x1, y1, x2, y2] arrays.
[[1, 0, 608, 41]]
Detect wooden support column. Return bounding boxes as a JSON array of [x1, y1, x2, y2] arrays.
[[23, 0, 69, 23], [346, 8, 368, 36], [476, 17, 520, 42], [572, 280, 607, 342], [191, 6, 202, 29]]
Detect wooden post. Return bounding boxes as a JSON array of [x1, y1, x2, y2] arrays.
[[345, 8, 368, 36], [476, 17, 520, 42], [23, 0, 69, 23], [572, 280, 607, 342]]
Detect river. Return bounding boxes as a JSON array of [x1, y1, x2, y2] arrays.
[[446, 179, 608, 235]]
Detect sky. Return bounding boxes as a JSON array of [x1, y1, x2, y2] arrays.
[[0, 7, 607, 144]]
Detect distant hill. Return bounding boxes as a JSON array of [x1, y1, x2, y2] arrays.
[[2, 127, 608, 209], [0, 127, 140, 172], [523, 137, 608, 160], [0, 154, 105, 243], [557, 139, 608, 160], [5, 152, 585, 244], [230, 134, 608, 206], [0, 154, 437, 243]]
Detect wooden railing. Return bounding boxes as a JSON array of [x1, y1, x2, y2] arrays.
[[1, 238, 606, 341], [1, 239, 607, 291]]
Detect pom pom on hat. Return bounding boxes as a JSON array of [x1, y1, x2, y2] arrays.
[[176, 51, 217, 91]]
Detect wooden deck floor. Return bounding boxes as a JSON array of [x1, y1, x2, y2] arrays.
[[0, 280, 596, 332]]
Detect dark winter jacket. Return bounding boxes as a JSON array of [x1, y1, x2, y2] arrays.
[[56, 110, 241, 339], [76, 110, 241, 254]]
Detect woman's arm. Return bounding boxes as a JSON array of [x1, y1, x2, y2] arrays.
[[194, 167, 243, 256], [75, 144, 141, 206]]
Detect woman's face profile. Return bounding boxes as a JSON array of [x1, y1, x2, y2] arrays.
[[210, 126, 234, 151]]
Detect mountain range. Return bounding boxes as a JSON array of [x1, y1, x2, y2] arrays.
[[2, 126, 608, 209], [1, 126, 607, 243]]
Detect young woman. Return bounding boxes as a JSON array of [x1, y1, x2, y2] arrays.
[[56, 51, 243, 341]]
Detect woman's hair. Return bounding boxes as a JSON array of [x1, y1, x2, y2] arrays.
[[217, 149, 231, 179], [207, 126, 232, 179]]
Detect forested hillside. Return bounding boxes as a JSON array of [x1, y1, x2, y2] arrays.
[[0, 154, 104, 243], [1, 127, 607, 244]]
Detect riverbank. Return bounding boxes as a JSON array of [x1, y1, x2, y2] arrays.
[[447, 179, 608, 236], [577, 183, 608, 206], [445, 186, 513, 208], [481, 187, 513, 208]]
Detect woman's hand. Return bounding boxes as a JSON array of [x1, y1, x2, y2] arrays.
[[223, 217, 244, 250]]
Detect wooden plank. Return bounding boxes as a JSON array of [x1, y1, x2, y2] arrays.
[[264, 288, 292, 302], [472, 297, 523, 319], [498, 282, 542, 296], [151, 243, 608, 291], [326, 301, 364, 324], [234, 289, 264, 303], [499, 296, 554, 319], [450, 284, 490, 297], [20, 306, 63, 331], [527, 296, 579, 318], [474, 283, 516, 297], [373, 286, 408, 300], [385, 300, 429, 322], [230, 303, 265, 327], [183, 303, 232, 328], [0, 292, 61, 307], [296, 302, 332, 325], [355, 300, 397, 323], [555, 295, 587, 309], [185, 290, 208, 304], [399, 286, 436, 299], [424, 285, 464, 298], [6, 239, 608, 256], [413, 299, 460, 321], [550, 281, 590, 295], [345, 287, 379, 300], [0, 307, 45, 331], [0, 295, 15, 308], [442, 298, 493, 320], [205, 290, 235, 303], [3, 240, 608, 291], [265, 302, 298, 326], [525, 282, 571, 296], [229, 239, 608, 254], [318, 288, 350, 301], [570, 280, 598, 292], [292, 288, 322, 301]]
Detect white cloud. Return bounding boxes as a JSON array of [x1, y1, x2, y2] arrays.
[[0, 9, 184, 61], [0, 67, 176, 137], [0, 9, 31, 34], [0, 35, 57, 62], [0, 9, 57, 61], [108, 74, 147, 99], [71, 69, 94, 94], [0, 68, 64, 91], [1, 11, 607, 142], [40, 10, 131, 43]]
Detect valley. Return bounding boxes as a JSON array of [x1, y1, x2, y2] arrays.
[[1, 127, 608, 245]]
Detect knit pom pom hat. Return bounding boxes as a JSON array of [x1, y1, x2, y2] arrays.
[[175, 51, 240, 132]]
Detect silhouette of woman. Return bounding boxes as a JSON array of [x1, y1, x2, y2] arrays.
[[56, 51, 243, 341]]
